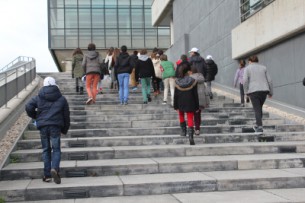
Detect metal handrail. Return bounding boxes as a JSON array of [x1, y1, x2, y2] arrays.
[[0, 56, 36, 108], [0, 56, 35, 73]]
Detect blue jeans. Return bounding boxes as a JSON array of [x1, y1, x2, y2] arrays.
[[40, 126, 61, 177], [118, 73, 130, 103]]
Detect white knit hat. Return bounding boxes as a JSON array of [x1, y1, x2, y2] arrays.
[[188, 47, 199, 53], [43, 77, 57, 86], [206, 55, 213, 60]]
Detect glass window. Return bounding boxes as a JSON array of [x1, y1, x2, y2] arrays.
[[50, 9, 64, 28], [106, 29, 118, 48], [144, 0, 152, 8], [92, 9, 104, 28], [118, 9, 130, 28], [50, 29, 65, 48], [105, 0, 117, 9], [66, 29, 78, 48], [65, 0, 77, 8], [79, 9, 91, 28], [65, 9, 78, 28], [93, 29, 105, 48], [78, 0, 91, 8], [144, 9, 152, 28], [50, 0, 64, 8], [131, 9, 143, 28], [79, 29, 92, 48], [105, 9, 117, 28], [158, 28, 170, 48], [119, 29, 131, 48], [145, 29, 157, 48], [118, 0, 130, 8], [92, 0, 104, 8], [131, 0, 143, 7], [132, 29, 144, 48]]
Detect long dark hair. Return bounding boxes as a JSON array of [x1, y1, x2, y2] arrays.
[[73, 48, 83, 56], [178, 62, 191, 78]]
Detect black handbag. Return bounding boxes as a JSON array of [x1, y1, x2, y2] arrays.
[[100, 61, 109, 75], [303, 77, 305, 86]]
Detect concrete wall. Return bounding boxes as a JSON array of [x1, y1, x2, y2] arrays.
[[167, 0, 240, 86], [232, 0, 305, 59], [166, 0, 305, 110]]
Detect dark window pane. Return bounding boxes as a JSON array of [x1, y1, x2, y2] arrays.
[[158, 28, 170, 48], [119, 29, 131, 48], [50, 9, 64, 28], [92, 9, 104, 28], [132, 29, 144, 48], [66, 29, 78, 48], [118, 9, 130, 28], [145, 29, 157, 48], [79, 0, 91, 8], [105, 0, 117, 8], [79, 29, 92, 48], [65, 9, 78, 28], [106, 29, 118, 47], [65, 0, 77, 8], [105, 9, 117, 28], [50, 0, 64, 8], [79, 9, 91, 28], [92, 0, 104, 8], [144, 9, 152, 28], [50, 29, 65, 48], [131, 9, 143, 28], [93, 29, 105, 48]]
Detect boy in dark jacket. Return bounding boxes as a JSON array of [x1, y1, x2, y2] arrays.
[[25, 77, 70, 184], [114, 45, 132, 105], [205, 55, 218, 99], [174, 62, 199, 145]]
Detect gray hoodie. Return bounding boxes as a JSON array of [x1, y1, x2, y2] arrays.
[[82, 51, 103, 75]]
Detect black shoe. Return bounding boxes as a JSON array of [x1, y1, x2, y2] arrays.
[[51, 169, 61, 184], [143, 101, 148, 104], [147, 94, 152, 102], [42, 176, 52, 183], [246, 97, 250, 103]]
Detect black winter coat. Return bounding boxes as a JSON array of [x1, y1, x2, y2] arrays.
[[205, 59, 218, 81], [114, 52, 132, 75], [189, 55, 207, 78], [25, 86, 70, 134], [135, 58, 156, 82], [174, 76, 199, 112]]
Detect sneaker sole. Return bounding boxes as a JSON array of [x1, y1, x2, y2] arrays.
[[51, 169, 61, 184]]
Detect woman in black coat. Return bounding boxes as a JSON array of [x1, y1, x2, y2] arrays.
[[174, 62, 199, 145]]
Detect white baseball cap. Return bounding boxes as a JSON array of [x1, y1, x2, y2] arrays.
[[43, 77, 57, 87], [188, 47, 199, 53]]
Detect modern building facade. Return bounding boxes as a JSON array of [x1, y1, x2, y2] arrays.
[[48, 0, 170, 72], [152, 0, 305, 110]]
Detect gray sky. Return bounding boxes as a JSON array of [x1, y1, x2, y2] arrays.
[[0, 0, 58, 72]]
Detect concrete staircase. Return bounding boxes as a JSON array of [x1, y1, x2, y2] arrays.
[[1, 72, 305, 202]]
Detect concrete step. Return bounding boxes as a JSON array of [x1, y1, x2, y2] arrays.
[[1, 168, 305, 201], [3, 152, 305, 180], [22, 124, 305, 139], [9, 188, 305, 203], [26, 118, 282, 130]]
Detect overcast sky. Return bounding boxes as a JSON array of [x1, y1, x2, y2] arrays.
[[0, 0, 58, 72]]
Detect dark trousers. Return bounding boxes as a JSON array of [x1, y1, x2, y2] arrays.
[[153, 78, 162, 92], [239, 83, 245, 104], [194, 110, 201, 131], [248, 91, 268, 127]]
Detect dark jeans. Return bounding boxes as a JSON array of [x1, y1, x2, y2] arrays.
[[239, 83, 245, 104], [248, 91, 269, 127], [194, 110, 201, 131], [40, 126, 61, 177], [153, 78, 162, 92]]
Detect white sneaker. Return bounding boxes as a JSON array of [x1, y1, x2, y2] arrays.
[[86, 98, 93, 105], [162, 101, 167, 105]]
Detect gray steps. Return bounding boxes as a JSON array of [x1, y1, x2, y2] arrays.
[[1, 72, 304, 202], [2, 168, 305, 201], [3, 152, 305, 180]]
